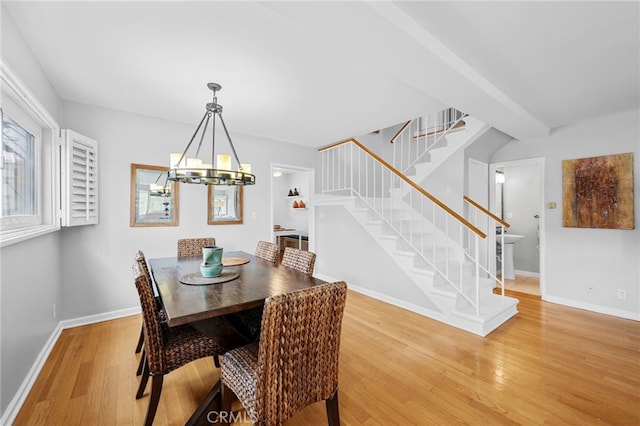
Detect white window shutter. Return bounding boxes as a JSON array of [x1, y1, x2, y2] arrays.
[[61, 130, 98, 226]]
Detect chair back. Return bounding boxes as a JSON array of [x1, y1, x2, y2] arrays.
[[136, 250, 152, 283], [256, 281, 347, 425], [177, 237, 216, 257], [255, 240, 279, 263], [133, 255, 165, 373], [281, 247, 316, 275]]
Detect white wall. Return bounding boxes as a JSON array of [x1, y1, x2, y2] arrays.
[[1, 5, 64, 414], [60, 101, 318, 320], [492, 109, 639, 318]]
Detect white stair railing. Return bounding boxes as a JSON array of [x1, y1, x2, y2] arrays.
[[463, 196, 510, 296], [391, 107, 467, 175], [320, 138, 490, 315]]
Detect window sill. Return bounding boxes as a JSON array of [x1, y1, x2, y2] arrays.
[[0, 224, 60, 248]]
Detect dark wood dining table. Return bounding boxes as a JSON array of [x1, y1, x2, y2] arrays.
[[147, 251, 326, 425]]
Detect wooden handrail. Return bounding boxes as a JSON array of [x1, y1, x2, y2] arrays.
[[414, 121, 465, 139], [390, 120, 412, 144], [464, 196, 510, 228], [319, 138, 487, 239]]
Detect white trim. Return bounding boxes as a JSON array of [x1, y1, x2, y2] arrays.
[[1, 62, 61, 245], [0, 306, 140, 426], [514, 269, 540, 278], [314, 273, 450, 324], [0, 63, 59, 130], [0, 223, 60, 247], [543, 295, 640, 321], [489, 157, 545, 297], [1, 323, 63, 426], [270, 163, 315, 252], [58, 306, 140, 330]]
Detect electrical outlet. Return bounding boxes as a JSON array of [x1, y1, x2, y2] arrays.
[[52, 304, 57, 319], [617, 289, 627, 299]]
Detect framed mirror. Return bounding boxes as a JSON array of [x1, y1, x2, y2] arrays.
[[130, 163, 179, 227], [208, 185, 243, 225]]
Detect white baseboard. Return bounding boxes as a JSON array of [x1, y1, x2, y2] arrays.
[[58, 306, 140, 330], [543, 295, 640, 321], [514, 269, 540, 278], [316, 273, 640, 325], [315, 273, 449, 324], [1, 306, 141, 426], [1, 323, 63, 426]]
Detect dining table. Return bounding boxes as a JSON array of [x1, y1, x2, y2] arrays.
[[147, 250, 326, 425]]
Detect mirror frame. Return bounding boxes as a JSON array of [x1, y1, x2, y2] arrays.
[[130, 163, 179, 227], [207, 185, 243, 225]]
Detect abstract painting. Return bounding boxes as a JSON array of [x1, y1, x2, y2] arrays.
[[562, 153, 634, 229]]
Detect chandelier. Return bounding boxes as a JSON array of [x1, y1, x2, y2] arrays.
[[168, 82, 255, 185]]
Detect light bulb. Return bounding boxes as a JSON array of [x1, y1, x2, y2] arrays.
[[217, 154, 231, 170]]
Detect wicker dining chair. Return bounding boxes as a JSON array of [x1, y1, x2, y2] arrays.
[[255, 240, 279, 263], [132, 259, 240, 426], [134, 250, 165, 376], [220, 281, 348, 426], [281, 247, 316, 276], [177, 237, 216, 257]]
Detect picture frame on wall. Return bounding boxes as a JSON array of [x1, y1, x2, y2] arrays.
[[562, 152, 634, 229], [130, 163, 179, 227]]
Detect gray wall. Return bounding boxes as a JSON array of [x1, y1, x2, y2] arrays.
[[492, 109, 639, 314], [1, 5, 64, 414]]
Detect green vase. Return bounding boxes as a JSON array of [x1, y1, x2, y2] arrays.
[[200, 246, 223, 277]]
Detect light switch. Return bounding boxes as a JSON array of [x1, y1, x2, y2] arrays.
[[547, 202, 556, 209], [507, 212, 513, 219]]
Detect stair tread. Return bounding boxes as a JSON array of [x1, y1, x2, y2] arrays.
[[451, 295, 519, 322]]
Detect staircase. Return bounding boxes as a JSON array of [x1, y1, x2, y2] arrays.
[[392, 109, 491, 184], [318, 111, 518, 336]]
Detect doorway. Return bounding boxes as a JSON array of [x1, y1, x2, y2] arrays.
[[489, 158, 544, 297], [270, 163, 315, 255]]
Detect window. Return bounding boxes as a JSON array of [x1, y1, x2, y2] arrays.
[[1, 96, 41, 229], [1, 64, 60, 246], [1, 64, 99, 246]]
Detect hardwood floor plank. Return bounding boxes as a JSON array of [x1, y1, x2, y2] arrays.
[[12, 291, 640, 425]]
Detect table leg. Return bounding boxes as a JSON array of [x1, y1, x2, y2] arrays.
[[185, 379, 221, 426]]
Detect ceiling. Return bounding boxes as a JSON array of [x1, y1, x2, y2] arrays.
[[3, 1, 638, 148]]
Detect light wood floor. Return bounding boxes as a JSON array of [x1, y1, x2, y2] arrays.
[[500, 274, 541, 297], [13, 291, 640, 425]]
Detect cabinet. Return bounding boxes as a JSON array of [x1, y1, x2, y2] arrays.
[[280, 235, 309, 251]]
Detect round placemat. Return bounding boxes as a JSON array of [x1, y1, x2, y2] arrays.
[[179, 271, 240, 286], [222, 256, 250, 266]]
